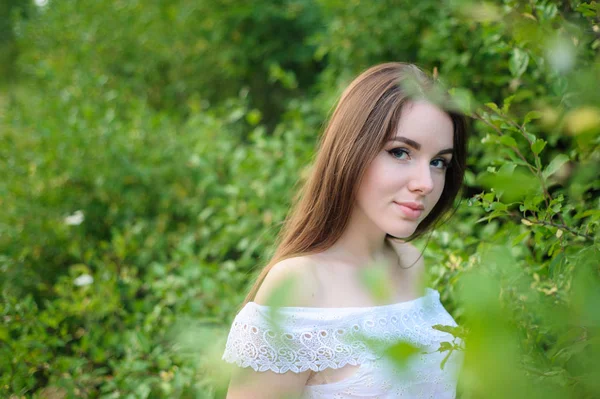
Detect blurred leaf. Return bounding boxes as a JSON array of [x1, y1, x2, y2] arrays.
[[509, 48, 529, 78], [358, 262, 394, 304], [564, 107, 600, 135], [478, 167, 540, 202], [524, 110, 542, 125], [531, 139, 547, 155], [384, 340, 421, 369], [542, 155, 569, 180]]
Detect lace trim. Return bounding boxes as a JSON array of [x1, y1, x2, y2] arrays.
[[222, 288, 457, 373]]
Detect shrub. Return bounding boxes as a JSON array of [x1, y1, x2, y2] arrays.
[[1, 0, 598, 397]]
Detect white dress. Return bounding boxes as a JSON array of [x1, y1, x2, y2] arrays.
[[222, 287, 463, 398]]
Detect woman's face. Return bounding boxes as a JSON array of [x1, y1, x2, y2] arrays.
[[354, 101, 455, 238]]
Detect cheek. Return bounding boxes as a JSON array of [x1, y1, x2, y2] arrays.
[[430, 175, 447, 203], [437, 173, 448, 192], [358, 158, 394, 197]]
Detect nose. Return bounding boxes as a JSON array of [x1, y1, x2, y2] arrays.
[[407, 162, 435, 195]]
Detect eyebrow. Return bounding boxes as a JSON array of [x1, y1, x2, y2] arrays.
[[388, 136, 454, 156]]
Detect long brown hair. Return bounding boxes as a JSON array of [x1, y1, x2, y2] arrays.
[[243, 62, 468, 305]]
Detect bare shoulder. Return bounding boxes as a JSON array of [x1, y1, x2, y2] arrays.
[[228, 257, 322, 397], [253, 255, 322, 307]]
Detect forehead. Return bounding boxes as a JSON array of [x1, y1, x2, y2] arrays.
[[393, 101, 454, 149]]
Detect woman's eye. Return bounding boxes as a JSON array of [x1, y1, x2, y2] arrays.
[[432, 159, 449, 169], [388, 148, 409, 160], [389, 148, 450, 170]]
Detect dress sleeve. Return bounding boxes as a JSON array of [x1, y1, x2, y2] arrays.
[[221, 303, 374, 374], [222, 289, 448, 374]]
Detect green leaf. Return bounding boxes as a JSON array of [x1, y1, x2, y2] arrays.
[[512, 230, 531, 246], [500, 135, 518, 147], [524, 110, 542, 125], [264, 275, 297, 308], [509, 48, 529, 78], [359, 263, 394, 303], [522, 194, 545, 212], [432, 324, 468, 338], [575, 3, 599, 17], [136, 383, 151, 399], [531, 139, 547, 155], [0, 326, 9, 342], [437, 341, 453, 352], [476, 209, 509, 223], [524, 132, 537, 142], [478, 168, 539, 202], [502, 95, 515, 113], [485, 102, 501, 114], [385, 340, 421, 368], [489, 201, 508, 211], [542, 154, 570, 180], [448, 87, 475, 114], [498, 162, 517, 175], [440, 349, 454, 370], [245, 109, 262, 126]]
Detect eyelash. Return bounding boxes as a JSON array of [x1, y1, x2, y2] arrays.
[[387, 147, 451, 170]]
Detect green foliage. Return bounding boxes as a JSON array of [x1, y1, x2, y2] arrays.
[[11, 0, 323, 127], [1, 0, 599, 397]]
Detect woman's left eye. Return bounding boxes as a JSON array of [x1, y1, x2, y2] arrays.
[[431, 159, 449, 169], [388, 148, 449, 170]]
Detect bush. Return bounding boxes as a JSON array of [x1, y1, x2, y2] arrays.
[[1, 0, 598, 397]]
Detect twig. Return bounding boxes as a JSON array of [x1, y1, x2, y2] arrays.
[[508, 211, 595, 241], [530, 218, 595, 242], [474, 108, 554, 212]]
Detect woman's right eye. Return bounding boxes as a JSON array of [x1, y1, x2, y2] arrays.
[[388, 148, 410, 160]]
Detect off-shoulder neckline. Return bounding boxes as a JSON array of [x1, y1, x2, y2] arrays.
[[246, 287, 438, 312]]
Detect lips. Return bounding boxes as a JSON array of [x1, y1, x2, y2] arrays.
[[395, 201, 425, 211], [393, 201, 424, 220]]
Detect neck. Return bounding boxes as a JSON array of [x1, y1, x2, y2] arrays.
[[325, 206, 392, 268]]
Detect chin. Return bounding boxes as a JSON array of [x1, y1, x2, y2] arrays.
[[385, 226, 417, 239]]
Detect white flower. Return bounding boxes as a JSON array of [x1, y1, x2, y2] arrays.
[[74, 274, 94, 287], [64, 210, 84, 226]]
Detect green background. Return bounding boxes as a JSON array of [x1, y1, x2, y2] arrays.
[[1, 0, 599, 398]]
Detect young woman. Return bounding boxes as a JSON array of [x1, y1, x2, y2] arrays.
[[222, 62, 468, 398]]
